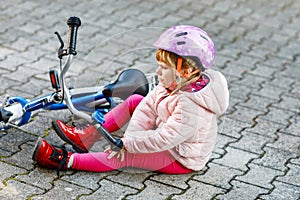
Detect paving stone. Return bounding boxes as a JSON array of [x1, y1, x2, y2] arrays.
[[221, 62, 249, 78], [221, 74, 240, 85], [235, 163, 284, 189], [150, 173, 192, 190], [274, 95, 300, 113], [23, 57, 57, 72], [0, 161, 27, 189], [258, 107, 295, 125], [17, 113, 56, 137], [229, 130, 274, 154], [236, 54, 265, 69], [0, 46, 15, 59], [126, 179, 182, 200], [217, 117, 252, 139], [2, 66, 41, 83], [250, 63, 277, 78], [268, 32, 291, 47], [11, 77, 48, 97], [218, 47, 241, 60], [290, 82, 300, 99], [238, 94, 275, 112], [216, 180, 269, 200], [0, 130, 35, 154], [0, 77, 22, 96], [62, 171, 117, 190], [31, 179, 92, 200], [106, 169, 154, 190], [214, 133, 238, 155], [244, 26, 272, 43], [210, 152, 222, 163], [15, 168, 55, 190], [8, 37, 37, 52], [275, 163, 300, 187], [234, 73, 269, 89], [80, 47, 112, 66], [263, 56, 289, 69], [261, 38, 287, 54], [172, 179, 226, 200], [230, 3, 254, 20], [290, 157, 300, 166], [268, 73, 297, 89], [278, 42, 300, 60], [226, 96, 244, 114], [254, 83, 285, 100], [266, 132, 300, 153], [2, 143, 35, 170], [193, 162, 243, 190], [0, 53, 32, 71], [81, 179, 138, 200], [213, 146, 259, 171], [228, 84, 253, 100], [0, 179, 44, 199], [226, 105, 265, 124], [252, 146, 297, 171], [259, 181, 300, 200], [280, 63, 300, 79], [214, 54, 231, 69]]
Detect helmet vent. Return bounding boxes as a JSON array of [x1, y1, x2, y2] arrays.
[[175, 32, 188, 37], [177, 41, 186, 45], [200, 34, 208, 41]]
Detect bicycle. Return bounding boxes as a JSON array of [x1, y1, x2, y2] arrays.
[[0, 16, 157, 150]]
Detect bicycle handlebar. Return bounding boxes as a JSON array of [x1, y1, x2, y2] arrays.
[[93, 124, 124, 151], [67, 17, 81, 55], [61, 17, 124, 151]]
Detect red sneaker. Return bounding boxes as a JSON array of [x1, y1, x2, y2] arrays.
[[52, 120, 102, 153], [32, 138, 72, 176]]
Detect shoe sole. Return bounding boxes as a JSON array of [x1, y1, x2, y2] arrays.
[[32, 137, 43, 161], [52, 121, 88, 153]]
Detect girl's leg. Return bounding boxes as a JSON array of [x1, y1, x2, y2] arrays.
[[71, 150, 193, 174], [103, 94, 144, 132]]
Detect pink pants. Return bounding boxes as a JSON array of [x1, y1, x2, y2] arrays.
[[72, 94, 193, 174]]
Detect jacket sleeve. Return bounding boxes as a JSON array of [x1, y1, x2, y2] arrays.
[[124, 95, 207, 153]]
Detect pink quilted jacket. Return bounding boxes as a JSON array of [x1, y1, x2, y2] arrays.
[[123, 69, 229, 171]]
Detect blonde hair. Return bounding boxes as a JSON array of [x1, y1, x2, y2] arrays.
[[156, 49, 202, 95]]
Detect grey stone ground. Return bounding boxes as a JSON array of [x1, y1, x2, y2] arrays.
[[0, 0, 299, 199]]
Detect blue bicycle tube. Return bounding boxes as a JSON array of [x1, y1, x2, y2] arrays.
[[92, 110, 105, 124], [46, 92, 108, 110], [8, 96, 32, 126]]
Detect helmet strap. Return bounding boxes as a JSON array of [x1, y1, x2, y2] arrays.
[[176, 57, 182, 73], [187, 68, 200, 77], [166, 81, 177, 95], [165, 57, 183, 95]]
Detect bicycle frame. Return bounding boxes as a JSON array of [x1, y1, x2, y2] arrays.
[[2, 86, 111, 129], [0, 16, 155, 150]]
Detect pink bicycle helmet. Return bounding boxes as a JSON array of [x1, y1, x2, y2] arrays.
[[153, 25, 215, 69]]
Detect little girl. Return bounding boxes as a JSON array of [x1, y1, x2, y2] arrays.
[[32, 25, 229, 174]]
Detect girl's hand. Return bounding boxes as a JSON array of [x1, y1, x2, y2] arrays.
[[106, 147, 126, 161], [105, 138, 126, 162]]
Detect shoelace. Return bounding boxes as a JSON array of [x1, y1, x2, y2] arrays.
[[48, 146, 69, 177]]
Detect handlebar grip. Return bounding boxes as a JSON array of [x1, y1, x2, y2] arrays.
[[95, 124, 124, 151], [67, 17, 81, 55]]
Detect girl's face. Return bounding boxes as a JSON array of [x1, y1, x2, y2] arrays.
[[156, 61, 175, 88]]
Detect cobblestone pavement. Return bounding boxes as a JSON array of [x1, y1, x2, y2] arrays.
[[0, 0, 299, 199]]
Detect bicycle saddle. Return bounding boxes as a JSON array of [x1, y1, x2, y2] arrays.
[[102, 69, 149, 100]]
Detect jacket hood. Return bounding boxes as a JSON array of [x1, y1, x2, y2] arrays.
[[186, 69, 229, 115]]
